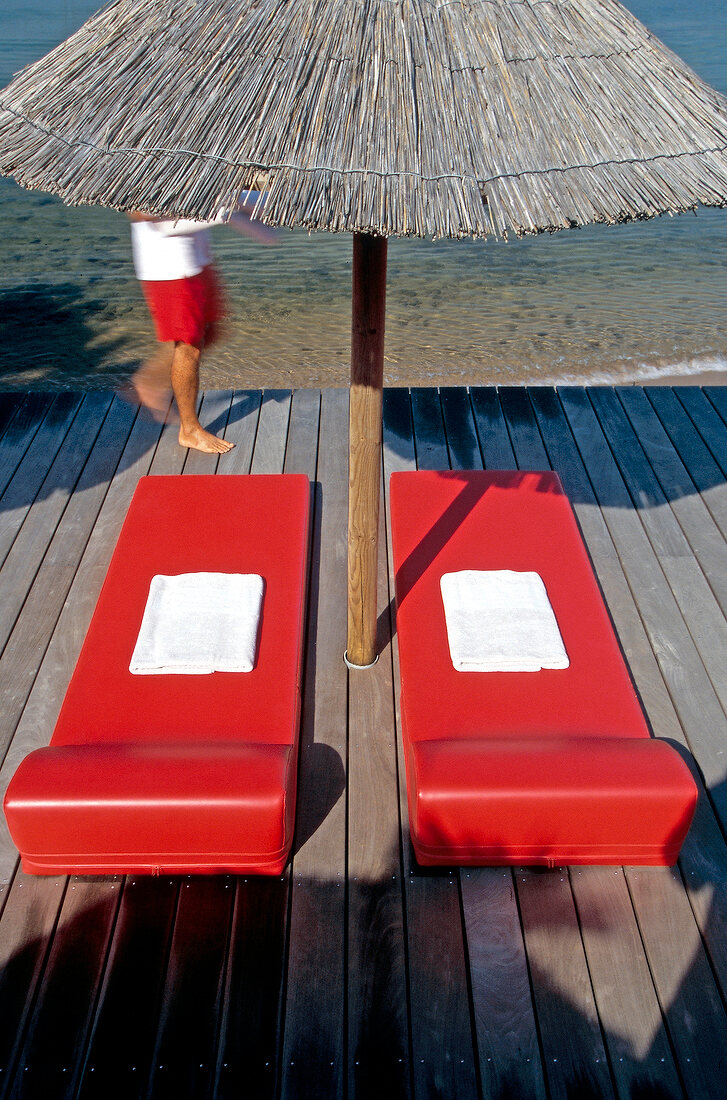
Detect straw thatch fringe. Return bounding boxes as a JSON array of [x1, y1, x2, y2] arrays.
[[2, 0, 727, 238]]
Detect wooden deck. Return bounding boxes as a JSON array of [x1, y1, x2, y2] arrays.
[[1, 385, 727, 1099]]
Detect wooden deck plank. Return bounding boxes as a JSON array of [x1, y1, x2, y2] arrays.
[[632, 387, 727, 628], [673, 790, 727, 1035], [283, 389, 321, 478], [626, 865, 727, 1096], [147, 413, 192, 477], [0, 396, 135, 773], [703, 386, 727, 444], [440, 387, 482, 470], [0, 393, 56, 503], [676, 387, 727, 481], [76, 877, 180, 1100], [382, 386, 419, 1094], [382, 387, 414, 471], [220, 390, 262, 472], [406, 864, 480, 1100], [146, 876, 235, 1099], [380, 387, 420, 1100], [590, 388, 727, 715], [2, 878, 120, 1100], [0, 874, 67, 1088], [470, 388, 517, 470], [517, 869, 615, 1100], [410, 388, 449, 470], [0, 393, 83, 575], [461, 868, 548, 1100], [497, 386, 550, 470], [214, 877, 288, 1100], [569, 867, 684, 1100], [250, 390, 292, 475], [281, 387, 348, 1100], [347, 485, 409, 1097], [0, 394, 25, 446], [646, 387, 727, 540]]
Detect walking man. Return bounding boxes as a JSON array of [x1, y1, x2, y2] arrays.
[[129, 201, 275, 453]]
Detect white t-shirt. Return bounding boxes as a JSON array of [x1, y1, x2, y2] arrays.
[[131, 217, 223, 281]]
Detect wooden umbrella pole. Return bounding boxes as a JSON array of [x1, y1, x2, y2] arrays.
[[346, 232, 388, 668]]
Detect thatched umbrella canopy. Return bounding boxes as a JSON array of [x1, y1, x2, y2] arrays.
[[2, 0, 727, 664], [3, 0, 727, 236]]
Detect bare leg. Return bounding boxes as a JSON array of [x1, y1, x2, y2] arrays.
[[172, 341, 234, 453], [123, 344, 176, 422]]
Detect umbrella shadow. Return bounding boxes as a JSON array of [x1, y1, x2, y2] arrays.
[[390, 467, 556, 608], [2, 803, 726, 1099], [397, 770, 727, 1098]]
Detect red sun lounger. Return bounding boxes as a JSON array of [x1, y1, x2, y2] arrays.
[[4, 474, 310, 876], [389, 470, 697, 867]]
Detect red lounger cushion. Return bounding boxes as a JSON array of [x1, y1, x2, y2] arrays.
[[389, 470, 697, 867], [6, 743, 294, 875], [4, 474, 310, 876]]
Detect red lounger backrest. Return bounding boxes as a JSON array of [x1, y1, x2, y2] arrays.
[[54, 474, 309, 749]]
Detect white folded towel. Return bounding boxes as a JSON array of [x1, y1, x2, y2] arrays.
[[440, 570, 569, 672], [130, 572, 264, 675]]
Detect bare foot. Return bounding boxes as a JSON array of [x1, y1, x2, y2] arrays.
[[122, 378, 177, 423], [178, 425, 235, 453], [121, 356, 176, 423]]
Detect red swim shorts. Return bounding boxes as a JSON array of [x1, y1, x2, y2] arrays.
[[141, 265, 225, 348]]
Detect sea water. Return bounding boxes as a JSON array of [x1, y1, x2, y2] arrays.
[[0, 0, 726, 390]]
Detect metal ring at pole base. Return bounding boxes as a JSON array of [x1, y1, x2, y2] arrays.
[[343, 650, 379, 671]]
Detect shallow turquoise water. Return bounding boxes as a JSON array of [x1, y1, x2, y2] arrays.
[[1, 0, 726, 390]]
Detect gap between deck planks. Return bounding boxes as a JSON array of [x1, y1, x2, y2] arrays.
[[0, 388, 726, 1100]]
